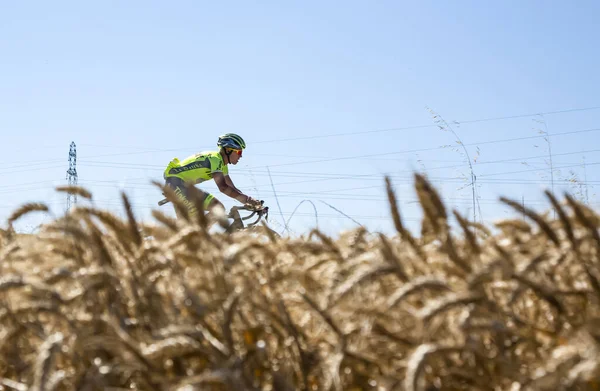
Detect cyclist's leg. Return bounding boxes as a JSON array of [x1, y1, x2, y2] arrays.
[[202, 193, 230, 229], [164, 177, 198, 219], [202, 193, 225, 214], [164, 178, 232, 229]]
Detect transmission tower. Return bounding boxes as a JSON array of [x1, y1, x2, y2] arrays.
[[66, 141, 78, 211]]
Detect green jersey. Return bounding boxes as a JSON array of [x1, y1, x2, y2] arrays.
[[164, 151, 228, 183]]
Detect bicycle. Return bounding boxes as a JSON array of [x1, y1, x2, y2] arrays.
[[157, 198, 280, 237]]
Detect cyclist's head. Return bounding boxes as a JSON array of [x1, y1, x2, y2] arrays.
[[217, 133, 246, 150], [218, 133, 246, 165]]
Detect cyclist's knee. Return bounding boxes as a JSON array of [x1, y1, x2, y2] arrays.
[[200, 193, 221, 211], [207, 198, 225, 212]]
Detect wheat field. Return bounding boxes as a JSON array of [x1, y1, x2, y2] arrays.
[[0, 174, 599, 390]]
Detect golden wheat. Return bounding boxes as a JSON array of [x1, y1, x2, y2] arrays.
[[0, 175, 599, 390]]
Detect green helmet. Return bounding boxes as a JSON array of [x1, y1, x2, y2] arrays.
[[217, 133, 246, 150]]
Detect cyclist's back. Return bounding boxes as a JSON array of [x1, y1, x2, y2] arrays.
[[164, 150, 228, 184]]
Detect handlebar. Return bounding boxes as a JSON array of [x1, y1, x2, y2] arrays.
[[229, 201, 269, 228]]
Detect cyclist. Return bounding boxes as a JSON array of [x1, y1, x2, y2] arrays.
[[163, 133, 262, 221]]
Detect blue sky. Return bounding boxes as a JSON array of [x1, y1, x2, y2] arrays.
[[1, 1, 599, 235]]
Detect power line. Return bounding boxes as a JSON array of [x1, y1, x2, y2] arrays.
[[10, 182, 587, 212], [73, 170, 600, 194], [252, 106, 600, 144], [244, 127, 600, 170], [0, 180, 60, 192], [479, 161, 600, 178], [58, 144, 600, 195], [76, 157, 600, 188], [0, 163, 67, 175], [241, 147, 600, 176], [41, 105, 600, 161], [74, 136, 600, 176], [69, 105, 598, 151], [2, 106, 599, 171]]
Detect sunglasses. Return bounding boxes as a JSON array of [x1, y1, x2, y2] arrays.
[[227, 148, 242, 156]]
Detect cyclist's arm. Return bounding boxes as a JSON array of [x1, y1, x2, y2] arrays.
[[224, 175, 242, 192], [213, 172, 249, 203]]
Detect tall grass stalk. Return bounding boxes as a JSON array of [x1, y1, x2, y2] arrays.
[[267, 166, 289, 235], [567, 156, 594, 205], [534, 115, 556, 217], [427, 108, 481, 224], [583, 156, 590, 204]]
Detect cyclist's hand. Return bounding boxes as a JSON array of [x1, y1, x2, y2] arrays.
[[246, 196, 263, 210]]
